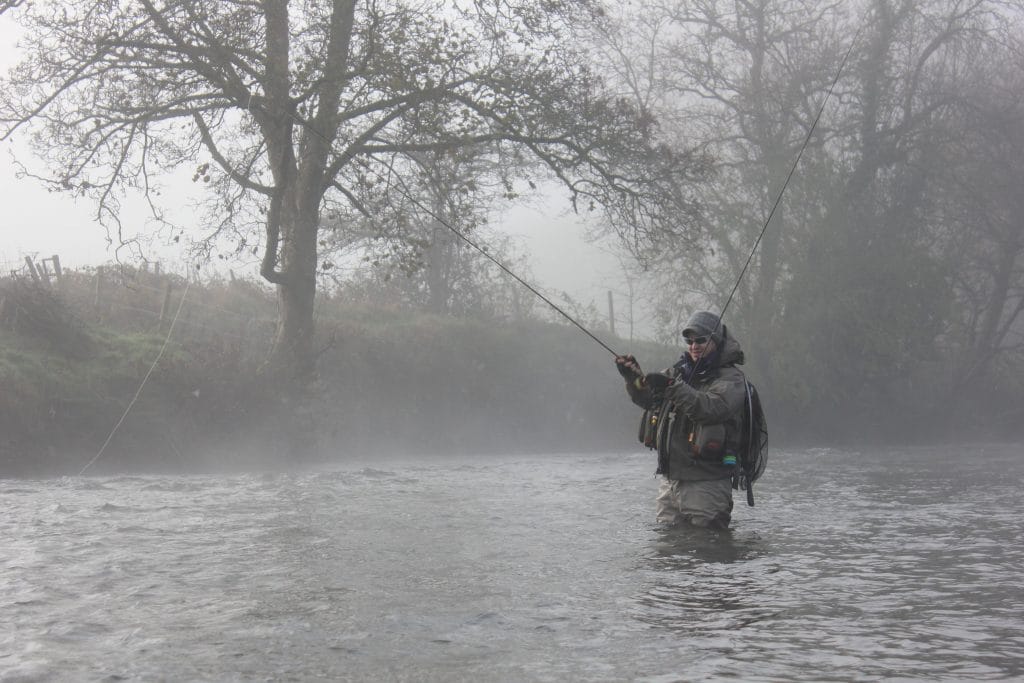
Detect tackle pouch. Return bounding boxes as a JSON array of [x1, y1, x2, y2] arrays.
[[638, 409, 657, 447], [637, 389, 668, 449], [690, 423, 726, 460]]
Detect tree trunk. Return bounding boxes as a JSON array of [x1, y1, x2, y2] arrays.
[[426, 239, 450, 314], [958, 240, 1018, 385], [269, 206, 320, 383], [426, 207, 454, 314], [264, 203, 321, 461]]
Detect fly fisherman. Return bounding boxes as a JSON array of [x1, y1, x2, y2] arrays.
[[615, 311, 747, 529]]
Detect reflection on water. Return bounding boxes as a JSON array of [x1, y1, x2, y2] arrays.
[[637, 526, 777, 640], [649, 525, 763, 565], [2, 447, 1023, 681]]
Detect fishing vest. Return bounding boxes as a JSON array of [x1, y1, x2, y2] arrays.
[[637, 366, 768, 506]]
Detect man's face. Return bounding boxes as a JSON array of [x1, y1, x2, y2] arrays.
[[684, 333, 717, 362]]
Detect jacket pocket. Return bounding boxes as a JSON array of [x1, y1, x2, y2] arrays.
[[691, 423, 726, 459]]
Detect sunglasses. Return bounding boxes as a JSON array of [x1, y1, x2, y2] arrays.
[[683, 335, 711, 346]]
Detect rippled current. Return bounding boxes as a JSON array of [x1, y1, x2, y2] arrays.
[[3, 445, 1023, 681]]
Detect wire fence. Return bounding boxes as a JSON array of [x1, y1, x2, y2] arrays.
[[1, 253, 663, 360], [0, 255, 280, 361]]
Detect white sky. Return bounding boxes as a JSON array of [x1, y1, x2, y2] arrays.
[[0, 13, 651, 341]]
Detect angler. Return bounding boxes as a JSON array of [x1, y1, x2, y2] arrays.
[[616, 311, 749, 529], [402, 19, 854, 527], [606, 23, 853, 526]]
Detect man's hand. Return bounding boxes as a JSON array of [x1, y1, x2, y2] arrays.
[[644, 372, 672, 390], [615, 355, 643, 382]]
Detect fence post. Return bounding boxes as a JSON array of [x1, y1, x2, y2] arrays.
[[24, 256, 40, 283], [607, 290, 616, 336], [37, 259, 51, 286]]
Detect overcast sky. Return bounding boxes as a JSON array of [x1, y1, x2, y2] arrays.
[[0, 134, 632, 312]]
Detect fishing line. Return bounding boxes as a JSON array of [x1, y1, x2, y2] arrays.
[[712, 27, 863, 334], [78, 274, 192, 476]]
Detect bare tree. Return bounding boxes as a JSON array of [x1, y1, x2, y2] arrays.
[[0, 0, 704, 383], [931, 40, 1024, 398], [776, 0, 1011, 430], [589, 0, 1023, 438]]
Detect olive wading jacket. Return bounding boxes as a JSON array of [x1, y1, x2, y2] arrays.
[[626, 334, 747, 481]]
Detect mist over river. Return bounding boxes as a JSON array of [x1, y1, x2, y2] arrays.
[[2, 445, 1022, 681]]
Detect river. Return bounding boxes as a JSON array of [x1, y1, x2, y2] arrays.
[[2, 445, 1022, 681]]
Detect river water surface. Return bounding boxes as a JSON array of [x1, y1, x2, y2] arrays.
[[2, 446, 1023, 681]]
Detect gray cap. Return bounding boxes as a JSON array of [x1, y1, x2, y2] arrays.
[[682, 310, 723, 342]]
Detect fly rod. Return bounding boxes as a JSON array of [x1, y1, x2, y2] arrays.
[[383, 167, 621, 357]]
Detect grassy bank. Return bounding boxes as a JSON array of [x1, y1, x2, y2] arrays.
[[0, 269, 671, 477]]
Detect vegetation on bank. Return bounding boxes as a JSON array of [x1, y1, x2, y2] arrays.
[[0, 267, 669, 477]]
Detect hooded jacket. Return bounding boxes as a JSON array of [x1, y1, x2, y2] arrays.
[[626, 332, 747, 481]]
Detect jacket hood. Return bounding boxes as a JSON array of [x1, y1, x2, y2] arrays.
[[717, 329, 745, 367]]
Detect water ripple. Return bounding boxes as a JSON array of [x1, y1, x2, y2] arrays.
[[1, 446, 1022, 681]]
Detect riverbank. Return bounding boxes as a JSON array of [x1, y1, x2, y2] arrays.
[[0, 269, 659, 477]]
